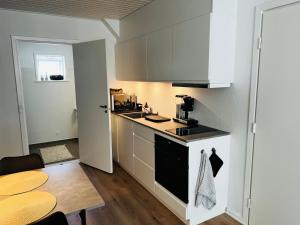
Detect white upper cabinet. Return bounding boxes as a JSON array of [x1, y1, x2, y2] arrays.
[[147, 28, 173, 81], [115, 41, 129, 80], [116, 37, 147, 81], [128, 37, 147, 81], [172, 16, 210, 82], [116, 0, 237, 87]]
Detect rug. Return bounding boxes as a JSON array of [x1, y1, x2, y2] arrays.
[[40, 145, 74, 164]]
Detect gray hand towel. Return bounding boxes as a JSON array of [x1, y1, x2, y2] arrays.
[[195, 150, 216, 209]]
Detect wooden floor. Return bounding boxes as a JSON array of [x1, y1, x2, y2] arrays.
[[67, 163, 241, 225]]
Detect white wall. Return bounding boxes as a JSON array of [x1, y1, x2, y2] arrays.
[[113, 0, 275, 223], [18, 42, 77, 144], [0, 9, 117, 158]]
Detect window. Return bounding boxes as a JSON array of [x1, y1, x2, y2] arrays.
[[35, 54, 66, 81]]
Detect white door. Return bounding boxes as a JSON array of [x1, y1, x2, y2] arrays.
[[250, 3, 300, 225], [73, 39, 113, 173]]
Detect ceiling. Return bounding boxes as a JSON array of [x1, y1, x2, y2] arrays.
[[0, 0, 153, 20]]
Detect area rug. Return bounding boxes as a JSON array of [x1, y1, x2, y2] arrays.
[[40, 145, 74, 164]]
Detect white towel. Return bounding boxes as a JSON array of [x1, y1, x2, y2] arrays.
[[195, 150, 216, 209]]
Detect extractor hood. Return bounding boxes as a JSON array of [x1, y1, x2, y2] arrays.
[[172, 83, 231, 88]]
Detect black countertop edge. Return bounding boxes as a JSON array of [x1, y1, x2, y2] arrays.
[[171, 130, 230, 143], [111, 112, 230, 143]]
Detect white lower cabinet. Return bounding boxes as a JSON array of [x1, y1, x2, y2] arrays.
[[111, 114, 118, 162], [132, 125, 155, 192], [133, 123, 154, 143], [152, 134, 231, 225], [133, 133, 154, 168], [155, 182, 187, 220], [113, 116, 231, 225], [133, 156, 155, 192], [117, 117, 134, 175]]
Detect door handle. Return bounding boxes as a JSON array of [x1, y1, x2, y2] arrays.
[[99, 105, 109, 114]]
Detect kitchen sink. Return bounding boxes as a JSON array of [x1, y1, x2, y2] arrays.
[[122, 112, 147, 119]]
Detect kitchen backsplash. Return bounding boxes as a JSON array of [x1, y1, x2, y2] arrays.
[[110, 80, 231, 132]]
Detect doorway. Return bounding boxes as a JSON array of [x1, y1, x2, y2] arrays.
[[12, 36, 113, 173], [246, 1, 300, 225], [16, 40, 79, 165]]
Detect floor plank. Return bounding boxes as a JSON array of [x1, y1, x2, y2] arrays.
[[67, 163, 241, 225]]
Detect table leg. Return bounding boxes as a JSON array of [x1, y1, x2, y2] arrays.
[[79, 209, 86, 225]]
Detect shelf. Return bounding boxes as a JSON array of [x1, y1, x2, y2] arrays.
[[35, 80, 70, 83]]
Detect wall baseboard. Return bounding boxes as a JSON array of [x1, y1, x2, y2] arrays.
[[226, 208, 246, 225]]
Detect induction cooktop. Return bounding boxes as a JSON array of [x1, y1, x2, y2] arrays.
[[166, 125, 218, 136]]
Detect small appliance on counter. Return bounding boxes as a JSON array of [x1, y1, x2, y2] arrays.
[[110, 88, 141, 113], [173, 95, 198, 126]]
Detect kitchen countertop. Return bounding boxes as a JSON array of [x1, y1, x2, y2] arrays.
[[112, 112, 230, 143]]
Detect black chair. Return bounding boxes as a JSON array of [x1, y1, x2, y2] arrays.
[[0, 154, 44, 175], [30, 212, 69, 225]]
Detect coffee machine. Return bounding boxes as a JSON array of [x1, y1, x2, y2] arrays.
[[173, 95, 198, 126]]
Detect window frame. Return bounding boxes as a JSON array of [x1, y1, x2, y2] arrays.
[[34, 53, 67, 82]]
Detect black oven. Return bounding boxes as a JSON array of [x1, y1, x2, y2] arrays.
[[155, 134, 189, 204]]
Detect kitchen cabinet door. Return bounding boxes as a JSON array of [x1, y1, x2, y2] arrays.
[[111, 114, 118, 162], [133, 133, 154, 168], [147, 28, 172, 81], [134, 156, 155, 193], [128, 37, 147, 81], [117, 118, 134, 174], [115, 41, 130, 80], [172, 16, 210, 81], [116, 37, 147, 81]]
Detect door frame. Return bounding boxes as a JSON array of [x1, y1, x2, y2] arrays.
[[11, 36, 79, 155], [244, 0, 300, 223]]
